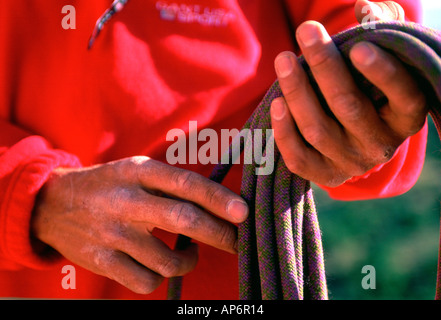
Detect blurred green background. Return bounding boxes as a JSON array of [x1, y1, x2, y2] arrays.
[[313, 116, 441, 300]]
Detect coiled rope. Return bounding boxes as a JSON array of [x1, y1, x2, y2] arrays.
[[168, 21, 441, 300]]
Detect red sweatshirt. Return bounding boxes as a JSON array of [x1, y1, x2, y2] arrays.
[[0, 0, 425, 299]]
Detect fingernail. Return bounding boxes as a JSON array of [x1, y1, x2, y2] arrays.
[[275, 54, 294, 78], [351, 42, 377, 66], [297, 23, 325, 47], [227, 199, 249, 222], [271, 99, 286, 121]]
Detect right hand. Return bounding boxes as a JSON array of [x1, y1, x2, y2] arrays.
[[31, 156, 249, 294], [270, 1, 426, 187]]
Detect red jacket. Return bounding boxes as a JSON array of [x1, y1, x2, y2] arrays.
[[0, 0, 425, 299]]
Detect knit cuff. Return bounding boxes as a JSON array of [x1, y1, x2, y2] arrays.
[[0, 136, 81, 269]]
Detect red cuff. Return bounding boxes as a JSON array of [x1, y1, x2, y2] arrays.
[[0, 136, 81, 270], [318, 120, 428, 201]]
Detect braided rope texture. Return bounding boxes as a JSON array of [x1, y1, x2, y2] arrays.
[[168, 21, 441, 300]]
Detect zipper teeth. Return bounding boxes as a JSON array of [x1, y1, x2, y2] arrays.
[[88, 0, 130, 50]]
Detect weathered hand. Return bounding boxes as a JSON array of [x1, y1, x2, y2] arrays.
[[31, 156, 248, 294], [270, 0, 428, 187]]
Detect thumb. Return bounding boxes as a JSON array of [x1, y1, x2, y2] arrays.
[[355, 0, 405, 24]]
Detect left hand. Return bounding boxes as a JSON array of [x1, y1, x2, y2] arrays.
[[270, 0, 428, 187]]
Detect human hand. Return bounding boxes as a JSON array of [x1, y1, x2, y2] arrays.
[[31, 156, 248, 294], [270, 0, 427, 187]]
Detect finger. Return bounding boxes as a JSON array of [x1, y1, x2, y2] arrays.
[[129, 193, 238, 254], [350, 41, 427, 139], [133, 158, 248, 224], [96, 249, 164, 295], [98, 183, 238, 254], [117, 226, 199, 278], [270, 97, 350, 186], [374, 1, 405, 21], [273, 51, 346, 161], [296, 21, 388, 143], [355, 0, 405, 23]]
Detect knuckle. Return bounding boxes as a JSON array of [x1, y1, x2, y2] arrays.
[[129, 155, 151, 165], [401, 94, 427, 119], [172, 169, 195, 191], [215, 223, 236, 250], [131, 274, 164, 295], [281, 83, 302, 100], [169, 202, 199, 230], [330, 92, 365, 121], [274, 121, 294, 144], [107, 187, 146, 218], [203, 184, 224, 208], [108, 187, 132, 209], [301, 124, 328, 148], [338, 151, 381, 179], [339, 152, 373, 178], [159, 256, 182, 278], [306, 46, 338, 70], [348, 162, 372, 177], [122, 156, 151, 178], [279, 72, 307, 99], [285, 156, 308, 176], [91, 249, 114, 271], [101, 222, 129, 248], [367, 143, 397, 164], [321, 169, 350, 188], [323, 177, 346, 188]]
